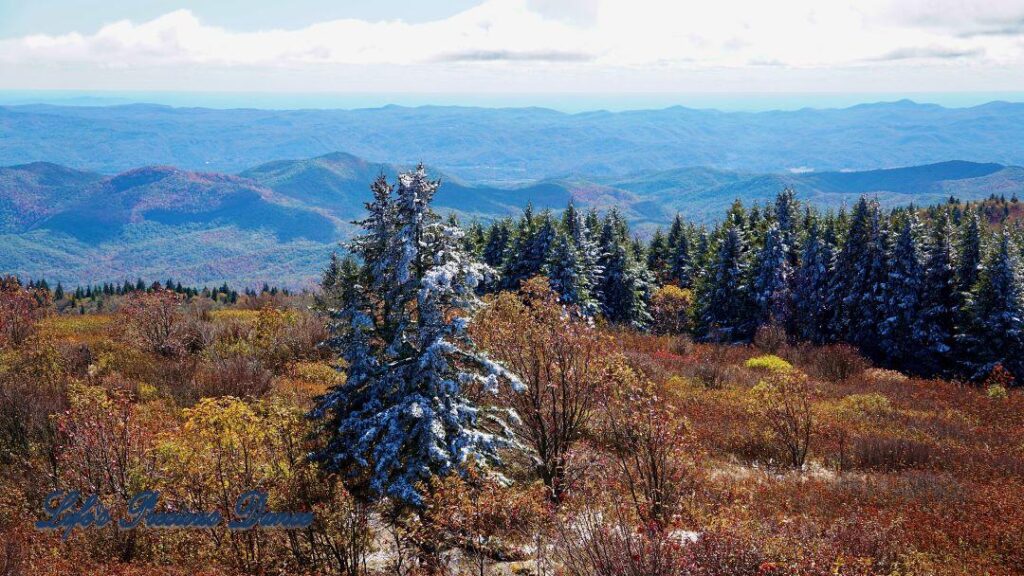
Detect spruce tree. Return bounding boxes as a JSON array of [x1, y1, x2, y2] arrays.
[[696, 223, 754, 341], [958, 209, 983, 296], [829, 197, 889, 356], [596, 213, 652, 329], [878, 215, 924, 369], [962, 231, 1024, 382], [793, 219, 835, 343], [646, 229, 671, 282], [670, 226, 694, 288], [544, 231, 599, 316], [560, 201, 602, 294], [775, 188, 801, 268], [482, 218, 512, 269], [752, 223, 793, 328], [312, 167, 523, 506], [918, 212, 959, 375]]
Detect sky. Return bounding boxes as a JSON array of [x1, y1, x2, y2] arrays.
[[2, 0, 1024, 107]]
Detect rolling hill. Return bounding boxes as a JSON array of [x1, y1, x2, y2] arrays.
[[1, 153, 1022, 287]]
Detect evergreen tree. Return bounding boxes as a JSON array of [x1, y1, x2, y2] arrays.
[[464, 220, 486, 256], [775, 188, 801, 268], [752, 224, 793, 328], [667, 214, 685, 255], [957, 210, 983, 296], [670, 226, 694, 288], [696, 223, 754, 340], [311, 167, 523, 506], [502, 205, 555, 289], [544, 231, 599, 316], [646, 229, 671, 282], [793, 219, 835, 342], [829, 197, 889, 356], [962, 231, 1024, 382], [482, 218, 512, 269], [878, 215, 924, 369], [596, 212, 652, 329], [54, 282, 64, 301], [553, 201, 601, 313], [918, 212, 959, 375]]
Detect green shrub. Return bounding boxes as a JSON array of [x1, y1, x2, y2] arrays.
[[745, 354, 793, 373]]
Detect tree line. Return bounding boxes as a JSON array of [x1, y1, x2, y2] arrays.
[[459, 192, 1024, 382]]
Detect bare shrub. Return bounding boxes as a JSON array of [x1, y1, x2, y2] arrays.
[[600, 367, 690, 525], [119, 290, 187, 357], [556, 499, 690, 576], [472, 278, 608, 502], [691, 345, 735, 389], [804, 343, 868, 383], [750, 371, 816, 469], [0, 276, 50, 349], [683, 529, 768, 575], [193, 352, 273, 399], [668, 334, 694, 357], [850, 435, 934, 472], [753, 323, 788, 354]]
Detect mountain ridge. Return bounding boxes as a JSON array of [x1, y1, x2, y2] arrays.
[[3, 101, 1024, 180], [2, 154, 1022, 287]]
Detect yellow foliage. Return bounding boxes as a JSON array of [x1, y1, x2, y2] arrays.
[[864, 368, 909, 383], [209, 308, 260, 322], [987, 384, 1008, 400], [292, 360, 345, 387], [745, 354, 793, 373], [837, 393, 894, 420], [36, 313, 114, 344]]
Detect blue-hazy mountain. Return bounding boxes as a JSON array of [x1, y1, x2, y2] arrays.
[[2, 153, 1022, 287], [3, 100, 1024, 182]]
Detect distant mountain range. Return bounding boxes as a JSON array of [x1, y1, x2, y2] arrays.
[[1, 152, 1022, 287], [3, 100, 1024, 181]]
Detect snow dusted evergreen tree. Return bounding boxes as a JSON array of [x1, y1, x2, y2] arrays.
[[560, 201, 602, 298], [878, 214, 924, 369], [829, 197, 889, 356], [667, 214, 685, 254], [775, 188, 802, 268], [597, 212, 653, 329], [697, 223, 754, 340], [545, 202, 601, 315], [501, 203, 537, 289], [793, 219, 835, 343], [646, 229, 671, 282], [482, 218, 512, 268], [752, 223, 793, 328], [918, 212, 959, 375], [312, 167, 523, 506], [503, 206, 556, 289], [957, 209, 983, 296], [962, 231, 1024, 382], [464, 219, 486, 256], [544, 231, 599, 316], [671, 226, 695, 289]]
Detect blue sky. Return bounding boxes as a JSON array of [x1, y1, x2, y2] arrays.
[[2, 0, 1023, 104]]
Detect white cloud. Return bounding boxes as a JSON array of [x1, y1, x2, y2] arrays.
[[1, 0, 1022, 92]]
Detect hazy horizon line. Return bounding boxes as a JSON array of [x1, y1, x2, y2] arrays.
[[3, 89, 1024, 114]]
